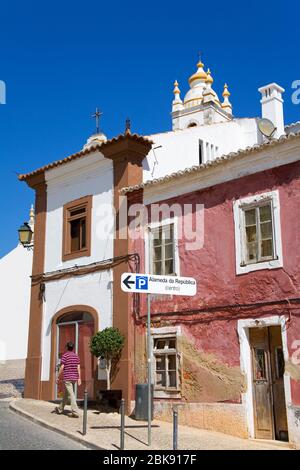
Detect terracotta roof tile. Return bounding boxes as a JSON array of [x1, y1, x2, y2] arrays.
[[19, 133, 152, 182]]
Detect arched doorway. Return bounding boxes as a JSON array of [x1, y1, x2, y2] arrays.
[[55, 309, 96, 400]]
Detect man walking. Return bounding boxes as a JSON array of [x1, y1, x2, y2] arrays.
[[55, 341, 81, 418]]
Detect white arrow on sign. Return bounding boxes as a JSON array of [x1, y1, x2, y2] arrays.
[[121, 273, 197, 296]]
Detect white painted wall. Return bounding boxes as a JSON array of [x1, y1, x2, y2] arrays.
[[41, 150, 115, 380], [145, 118, 262, 181], [45, 151, 114, 272], [0, 244, 32, 361], [41, 270, 112, 381]]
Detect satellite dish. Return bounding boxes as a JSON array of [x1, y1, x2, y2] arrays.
[[258, 118, 276, 139]]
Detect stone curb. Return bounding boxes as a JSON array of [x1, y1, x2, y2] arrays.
[[8, 400, 298, 451], [9, 401, 107, 451]]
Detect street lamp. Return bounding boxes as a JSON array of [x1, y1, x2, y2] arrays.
[[18, 222, 33, 248]]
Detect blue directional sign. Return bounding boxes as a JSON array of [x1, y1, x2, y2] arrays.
[[121, 273, 196, 296], [136, 275, 148, 290]]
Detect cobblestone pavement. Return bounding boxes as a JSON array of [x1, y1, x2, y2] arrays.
[[10, 399, 293, 451], [0, 401, 87, 450], [0, 360, 25, 398]]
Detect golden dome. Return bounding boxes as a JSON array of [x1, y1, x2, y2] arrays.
[[222, 83, 230, 97], [173, 80, 181, 94], [188, 60, 207, 85], [206, 68, 213, 84]]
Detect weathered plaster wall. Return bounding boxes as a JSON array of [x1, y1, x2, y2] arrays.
[[131, 160, 300, 416], [143, 160, 300, 315], [178, 327, 245, 403], [154, 402, 248, 438]]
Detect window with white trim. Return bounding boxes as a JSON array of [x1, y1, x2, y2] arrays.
[[243, 202, 274, 264], [154, 336, 178, 390], [150, 224, 175, 275], [234, 191, 283, 275]]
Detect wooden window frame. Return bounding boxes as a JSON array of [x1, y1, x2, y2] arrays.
[[153, 335, 179, 391], [150, 224, 176, 276], [242, 201, 275, 265], [233, 190, 283, 275], [62, 195, 92, 262]]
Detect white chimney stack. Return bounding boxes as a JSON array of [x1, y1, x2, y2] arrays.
[[258, 83, 285, 138]]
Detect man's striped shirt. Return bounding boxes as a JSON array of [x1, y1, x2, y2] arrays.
[[61, 351, 80, 381]]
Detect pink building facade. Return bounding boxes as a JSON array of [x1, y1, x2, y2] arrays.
[[125, 134, 300, 445]]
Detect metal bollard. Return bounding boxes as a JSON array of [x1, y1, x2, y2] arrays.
[[120, 398, 125, 450], [83, 389, 88, 435], [173, 407, 178, 450]]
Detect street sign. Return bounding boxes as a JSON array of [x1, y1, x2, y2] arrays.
[[121, 273, 197, 296], [121, 271, 197, 447]]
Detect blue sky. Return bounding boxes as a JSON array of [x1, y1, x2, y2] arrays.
[[0, 0, 299, 257]]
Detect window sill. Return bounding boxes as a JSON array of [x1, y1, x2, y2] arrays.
[[62, 248, 91, 262], [154, 389, 181, 399], [236, 257, 283, 275]]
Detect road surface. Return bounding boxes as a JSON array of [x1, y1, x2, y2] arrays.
[[0, 401, 87, 450]]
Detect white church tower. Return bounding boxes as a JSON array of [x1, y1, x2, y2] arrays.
[[171, 58, 233, 130]]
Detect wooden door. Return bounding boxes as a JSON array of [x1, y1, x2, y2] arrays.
[[250, 328, 274, 439], [269, 326, 288, 441], [56, 319, 95, 401], [77, 321, 94, 399]]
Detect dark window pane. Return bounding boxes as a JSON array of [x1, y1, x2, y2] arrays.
[[70, 207, 86, 217], [154, 246, 162, 261], [70, 219, 81, 252], [168, 370, 177, 387], [165, 259, 174, 275], [165, 243, 174, 260], [154, 339, 166, 350], [246, 225, 257, 242], [260, 221, 272, 239], [259, 204, 272, 222], [156, 356, 166, 371], [245, 209, 256, 226], [154, 261, 162, 275], [156, 371, 166, 387], [164, 224, 173, 243], [261, 239, 273, 257], [57, 311, 93, 323], [275, 347, 285, 379], [81, 218, 86, 248], [168, 339, 176, 349], [168, 355, 176, 370], [153, 228, 163, 245], [247, 242, 257, 262], [254, 348, 266, 380]]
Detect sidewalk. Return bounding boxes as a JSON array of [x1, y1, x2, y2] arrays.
[[0, 360, 25, 398], [9, 399, 293, 450]]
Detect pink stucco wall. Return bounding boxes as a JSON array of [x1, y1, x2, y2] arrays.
[[129, 160, 300, 405]]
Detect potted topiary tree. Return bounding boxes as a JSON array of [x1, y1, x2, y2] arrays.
[[90, 327, 125, 409]]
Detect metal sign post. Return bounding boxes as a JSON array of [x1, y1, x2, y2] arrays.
[[121, 272, 197, 448], [147, 293, 151, 447]]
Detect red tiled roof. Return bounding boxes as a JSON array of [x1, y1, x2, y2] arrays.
[[19, 133, 152, 182]]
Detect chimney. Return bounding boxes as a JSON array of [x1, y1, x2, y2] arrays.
[[258, 83, 285, 138]]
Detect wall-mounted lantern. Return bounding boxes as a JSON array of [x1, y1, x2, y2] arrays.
[[18, 222, 33, 249]]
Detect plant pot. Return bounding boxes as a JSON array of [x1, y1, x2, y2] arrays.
[[96, 389, 122, 411]]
